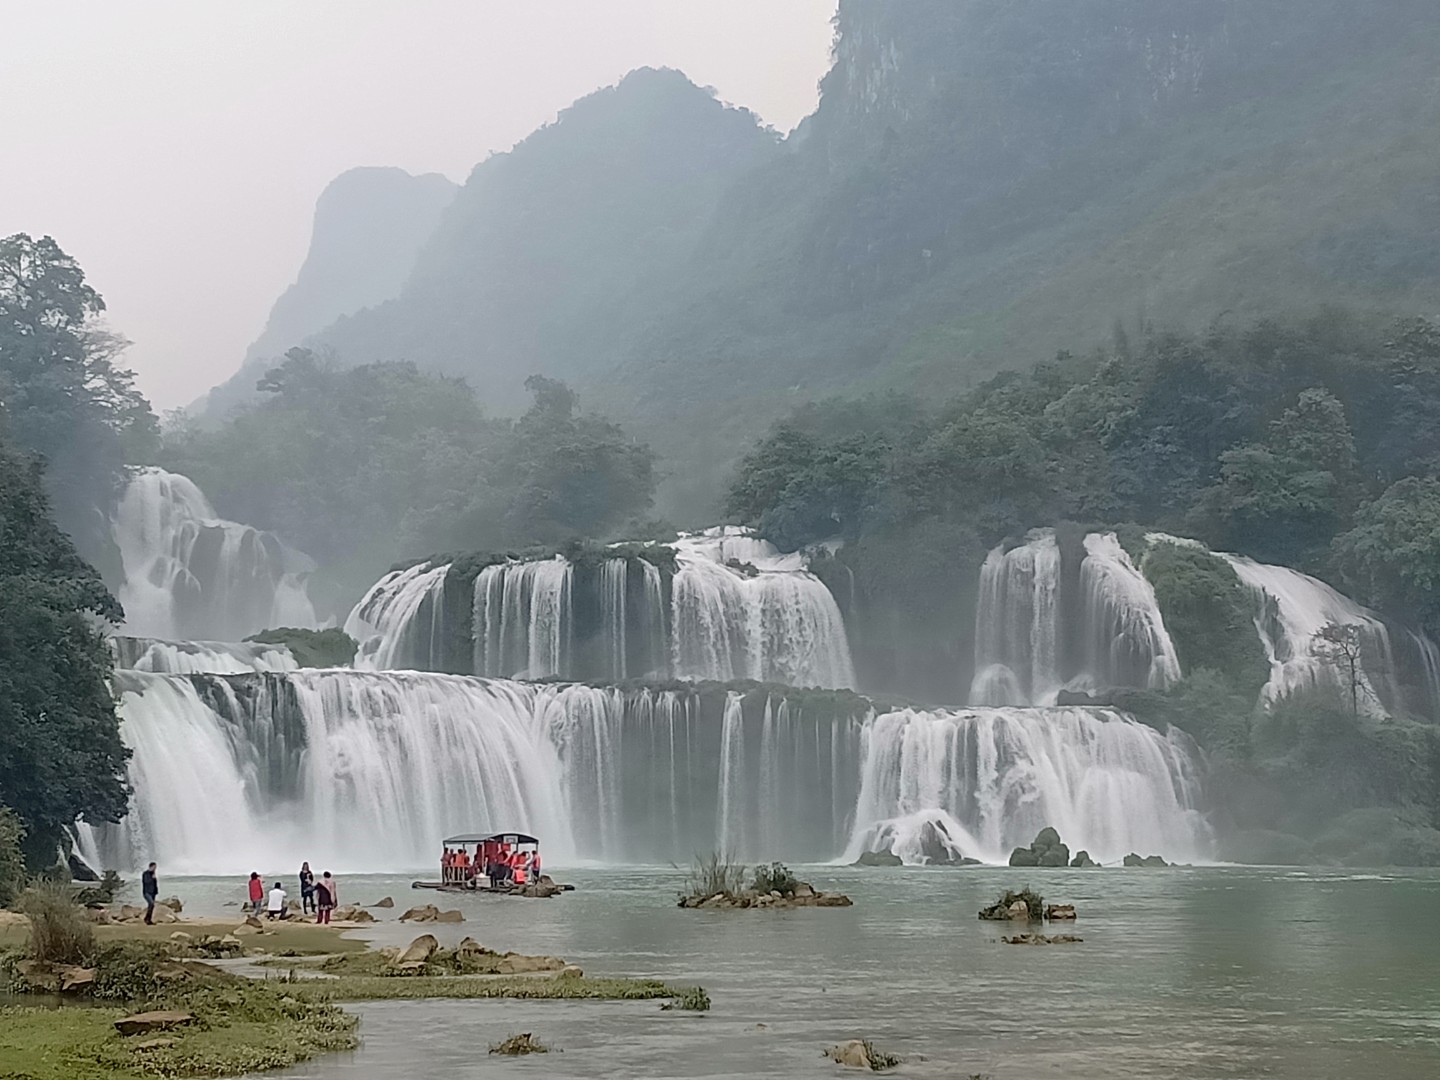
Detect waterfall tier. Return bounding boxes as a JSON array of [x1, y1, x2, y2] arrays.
[[112, 468, 316, 641], [78, 669, 1208, 874], [346, 528, 855, 689], [111, 636, 297, 675]]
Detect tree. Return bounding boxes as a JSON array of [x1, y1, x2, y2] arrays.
[[0, 234, 157, 567], [0, 806, 25, 905], [0, 435, 129, 869], [1332, 476, 1440, 634], [1312, 622, 1367, 718]]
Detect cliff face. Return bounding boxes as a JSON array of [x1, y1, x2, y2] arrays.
[[200, 166, 456, 418], [215, 2, 1440, 519]]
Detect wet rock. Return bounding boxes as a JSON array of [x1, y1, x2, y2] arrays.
[[1009, 826, 1070, 869], [1003, 933, 1083, 945], [399, 904, 440, 923], [558, 964, 584, 979], [148, 904, 179, 924], [117, 904, 146, 921], [826, 1040, 873, 1069], [398, 934, 439, 964], [1006, 900, 1031, 920], [372, 897, 395, 908], [852, 849, 904, 867], [1123, 853, 1169, 868], [489, 1033, 547, 1056], [1045, 904, 1077, 921], [434, 909, 464, 923], [115, 1010, 194, 1036], [1070, 850, 1098, 868]]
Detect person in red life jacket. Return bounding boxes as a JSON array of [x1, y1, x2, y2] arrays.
[[511, 849, 527, 886]]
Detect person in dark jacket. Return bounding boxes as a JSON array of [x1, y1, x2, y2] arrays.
[[299, 862, 315, 913], [141, 862, 159, 924]]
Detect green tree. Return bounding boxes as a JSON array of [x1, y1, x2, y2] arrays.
[[1332, 476, 1440, 633], [0, 436, 129, 869], [0, 234, 158, 568], [0, 805, 25, 905]]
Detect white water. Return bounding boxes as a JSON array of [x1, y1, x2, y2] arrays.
[[846, 706, 1208, 866], [1079, 533, 1183, 692], [79, 669, 1206, 873], [1218, 554, 1401, 713], [344, 562, 450, 670], [670, 530, 855, 688], [112, 468, 315, 640], [471, 558, 573, 679], [970, 530, 1062, 705], [112, 637, 297, 674]]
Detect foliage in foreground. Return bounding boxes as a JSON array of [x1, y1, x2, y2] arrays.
[[19, 882, 94, 964], [0, 806, 26, 906]]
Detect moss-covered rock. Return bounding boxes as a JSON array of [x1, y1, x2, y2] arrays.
[[246, 628, 357, 668]]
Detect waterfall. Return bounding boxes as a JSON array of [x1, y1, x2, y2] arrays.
[[111, 467, 316, 641], [1219, 555, 1402, 713], [112, 636, 297, 674], [846, 706, 1208, 865], [600, 558, 627, 680], [670, 531, 855, 688], [1078, 533, 1182, 692], [79, 667, 1207, 872], [970, 530, 1062, 705], [1412, 632, 1440, 720], [471, 559, 573, 678], [344, 562, 450, 670]]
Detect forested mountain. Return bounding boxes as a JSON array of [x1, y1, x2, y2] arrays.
[[213, 1, 1440, 520], [199, 166, 457, 419]]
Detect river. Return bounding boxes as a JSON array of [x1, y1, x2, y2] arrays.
[[129, 863, 1440, 1079]]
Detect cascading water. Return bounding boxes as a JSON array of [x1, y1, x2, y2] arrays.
[[1079, 533, 1183, 692], [111, 636, 297, 675], [970, 530, 1062, 705], [471, 559, 573, 679], [344, 562, 450, 670], [1218, 554, 1402, 713], [111, 468, 316, 641], [845, 706, 1208, 866], [80, 669, 1208, 872], [670, 530, 855, 688]]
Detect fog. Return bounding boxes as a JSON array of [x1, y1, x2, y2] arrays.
[[0, 0, 836, 409]]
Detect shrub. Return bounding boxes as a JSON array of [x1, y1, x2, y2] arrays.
[[73, 869, 122, 907], [91, 940, 169, 1002], [683, 851, 746, 899], [19, 882, 92, 964], [749, 861, 799, 895], [0, 807, 25, 907], [661, 986, 711, 1011]]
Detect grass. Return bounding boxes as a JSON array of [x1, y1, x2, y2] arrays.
[[0, 916, 367, 957], [681, 851, 746, 900], [19, 882, 95, 963], [288, 974, 686, 1003]]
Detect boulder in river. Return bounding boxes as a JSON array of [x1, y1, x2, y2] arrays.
[[1123, 853, 1169, 867], [1070, 850, 1098, 868], [824, 1039, 900, 1070], [852, 849, 904, 867], [158, 896, 183, 912], [1002, 933, 1083, 945], [372, 896, 395, 908], [1009, 826, 1070, 868], [397, 934, 439, 964], [399, 904, 440, 923], [1045, 904, 1077, 921]]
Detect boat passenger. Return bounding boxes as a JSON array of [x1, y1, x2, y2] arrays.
[[512, 851, 527, 886]]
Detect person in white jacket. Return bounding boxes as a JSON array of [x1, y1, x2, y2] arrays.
[[266, 881, 289, 920]]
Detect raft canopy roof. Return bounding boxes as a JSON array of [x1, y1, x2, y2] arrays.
[[443, 833, 539, 845]]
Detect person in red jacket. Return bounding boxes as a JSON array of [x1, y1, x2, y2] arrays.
[[247, 872, 264, 915]]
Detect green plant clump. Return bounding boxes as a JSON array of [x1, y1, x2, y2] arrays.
[[661, 986, 711, 1011], [19, 882, 94, 964], [682, 851, 746, 900], [749, 862, 799, 895]]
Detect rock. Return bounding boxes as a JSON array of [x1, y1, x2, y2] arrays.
[[1002, 932, 1083, 945], [1123, 853, 1169, 867], [393, 961, 426, 975], [1037, 849, 1069, 867], [148, 904, 178, 924], [59, 965, 96, 992], [83, 907, 112, 924], [489, 1033, 547, 1056], [495, 952, 565, 975], [1006, 900, 1031, 920], [219, 934, 242, 949], [118, 904, 145, 921], [1045, 904, 1077, 921], [814, 893, 853, 907], [372, 896, 395, 908], [1010, 826, 1070, 868], [853, 849, 904, 867], [793, 882, 815, 898], [336, 907, 375, 923], [286, 899, 303, 913], [397, 934, 439, 964], [1070, 850, 1098, 868], [1033, 826, 1062, 850], [158, 896, 183, 913], [399, 904, 440, 923], [115, 1010, 194, 1036], [169, 931, 192, 942], [456, 936, 488, 956], [245, 915, 264, 929], [825, 1041, 873, 1069], [434, 909, 464, 923], [558, 964, 584, 979], [133, 1038, 176, 1050], [1007, 846, 1039, 867]]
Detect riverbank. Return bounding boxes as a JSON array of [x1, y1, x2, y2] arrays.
[[0, 905, 700, 1079]]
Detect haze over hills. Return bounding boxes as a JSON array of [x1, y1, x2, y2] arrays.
[[209, 0, 1440, 519]]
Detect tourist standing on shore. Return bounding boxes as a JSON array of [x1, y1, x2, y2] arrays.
[[315, 871, 336, 924], [299, 862, 315, 913], [247, 872, 264, 914], [141, 862, 158, 924]]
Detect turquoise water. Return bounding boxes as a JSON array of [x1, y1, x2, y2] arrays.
[[136, 865, 1440, 1079]]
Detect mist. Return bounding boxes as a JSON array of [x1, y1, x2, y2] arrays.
[[0, 0, 836, 409]]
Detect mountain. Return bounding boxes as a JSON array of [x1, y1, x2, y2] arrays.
[[219, 1, 1440, 518], [199, 166, 457, 418]]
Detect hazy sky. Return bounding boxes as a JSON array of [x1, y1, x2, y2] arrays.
[[2, 1, 837, 409]]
